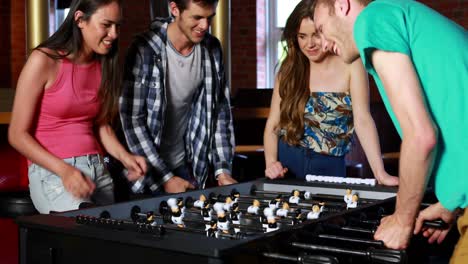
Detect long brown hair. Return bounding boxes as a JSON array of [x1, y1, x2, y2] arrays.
[[277, 0, 315, 145], [35, 0, 122, 125]]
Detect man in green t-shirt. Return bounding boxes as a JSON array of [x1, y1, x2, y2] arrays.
[[313, 0, 467, 260]]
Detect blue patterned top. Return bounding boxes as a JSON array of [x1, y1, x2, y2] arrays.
[[300, 92, 354, 156]]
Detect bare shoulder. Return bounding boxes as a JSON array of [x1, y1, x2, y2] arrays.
[[28, 48, 60, 69], [27, 49, 62, 88]]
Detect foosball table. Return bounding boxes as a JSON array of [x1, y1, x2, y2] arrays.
[[16, 178, 458, 264]]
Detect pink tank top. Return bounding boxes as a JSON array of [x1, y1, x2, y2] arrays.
[[33, 58, 103, 159]]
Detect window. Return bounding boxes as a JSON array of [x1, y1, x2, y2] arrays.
[[259, 0, 301, 88]]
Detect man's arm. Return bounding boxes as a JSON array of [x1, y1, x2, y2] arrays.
[[119, 40, 175, 192], [349, 59, 399, 186], [211, 46, 236, 186], [371, 51, 438, 249]]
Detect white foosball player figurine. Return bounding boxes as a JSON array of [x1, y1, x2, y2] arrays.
[[213, 202, 225, 212], [223, 196, 234, 211], [217, 210, 230, 234], [276, 202, 290, 218], [344, 188, 353, 204], [307, 204, 322, 220], [347, 194, 359, 209], [171, 206, 184, 227], [167, 197, 178, 209], [194, 194, 207, 209], [247, 199, 261, 215], [289, 190, 300, 204]]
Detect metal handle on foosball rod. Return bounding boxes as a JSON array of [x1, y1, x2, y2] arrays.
[[291, 242, 407, 264], [263, 252, 339, 264]]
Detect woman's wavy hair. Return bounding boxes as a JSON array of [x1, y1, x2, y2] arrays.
[[277, 0, 315, 145], [35, 0, 122, 125]]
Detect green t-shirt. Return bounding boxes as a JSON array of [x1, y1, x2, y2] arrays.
[[354, 0, 468, 211]]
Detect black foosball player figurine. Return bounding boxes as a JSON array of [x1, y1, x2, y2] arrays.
[[276, 201, 290, 218], [206, 220, 218, 238], [247, 199, 261, 215], [291, 208, 303, 225], [201, 202, 213, 229], [176, 197, 186, 213], [229, 203, 241, 223], [260, 214, 269, 229], [231, 190, 240, 203], [347, 194, 359, 209], [194, 194, 207, 209], [171, 206, 184, 228], [289, 189, 301, 204], [269, 195, 283, 209], [344, 188, 353, 204], [217, 210, 230, 234], [266, 217, 279, 233]]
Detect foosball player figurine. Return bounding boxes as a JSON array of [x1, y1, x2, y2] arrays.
[[247, 199, 261, 215], [289, 189, 301, 204], [201, 203, 212, 229], [269, 195, 283, 209], [260, 214, 269, 229], [171, 206, 184, 228], [167, 197, 178, 209], [229, 203, 241, 233], [291, 208, 303, 225], [307, 204, 322, 220], [347, 194, 359, 209], [146, 211, 155, 224], [223, 196, 234, 211], [344, 188, 353, 204], [266, 217, 279, 233], [176, 197, 186, 213], [231, 190, 240, 203], [206, 220, 218, 238], [276, 202, 290, 218], [217, 210, 230, 234], [194, 194, 207, 209]]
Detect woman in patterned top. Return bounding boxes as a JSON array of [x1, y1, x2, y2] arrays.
[[263, 0, 398, 185]]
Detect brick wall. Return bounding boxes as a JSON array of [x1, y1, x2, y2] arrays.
[[10, 0, 25, 90], [0, 1, 11, 88], [231, 0, 258, 91]]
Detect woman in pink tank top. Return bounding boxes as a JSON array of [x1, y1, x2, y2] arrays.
[[8, 0, 147, 214]]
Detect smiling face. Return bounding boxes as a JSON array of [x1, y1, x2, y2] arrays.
[[77, 1, 121, 59], [297, 17, 327, 63], [171, 0, 217, 46], [313, 2, 359, 63]]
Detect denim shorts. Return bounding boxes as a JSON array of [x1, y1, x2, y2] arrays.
[[278, 139, 346, 180], [28, 154, 114, 214]]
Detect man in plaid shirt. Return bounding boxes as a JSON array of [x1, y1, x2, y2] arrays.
[[119, 0, 237, 194]]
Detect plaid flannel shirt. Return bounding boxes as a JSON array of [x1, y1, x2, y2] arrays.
[[119, 18, 235, 193]]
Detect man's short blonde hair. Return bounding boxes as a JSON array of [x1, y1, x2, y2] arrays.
[[314, 0, 372, 15]]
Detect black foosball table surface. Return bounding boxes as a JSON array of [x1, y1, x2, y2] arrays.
[[16, 178, 458, 264]]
